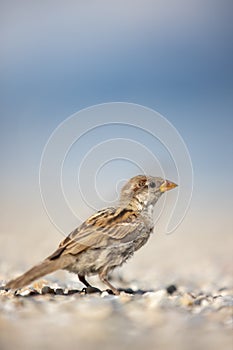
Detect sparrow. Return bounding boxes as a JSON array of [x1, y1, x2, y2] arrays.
[[5, 175, 177, 295]]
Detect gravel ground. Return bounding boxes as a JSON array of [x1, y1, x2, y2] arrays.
[[0, 269, 232, 350], [0, 230, 232, 350]]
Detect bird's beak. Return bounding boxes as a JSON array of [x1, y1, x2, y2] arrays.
[[159, 180, 178, 192]]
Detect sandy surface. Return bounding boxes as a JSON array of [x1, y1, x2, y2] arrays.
[[0, 229, 232, 350]]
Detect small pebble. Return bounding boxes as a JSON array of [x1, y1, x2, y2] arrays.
[[118, 288, 134, 294], [106, 289, 114, 295], [67, 289, 80, 295], [55, 288, 64, 295], [166, 284, 177, 295], [0, 285, 8, 291], [41, 286, 55, 295], [15, 288, 39, 297]]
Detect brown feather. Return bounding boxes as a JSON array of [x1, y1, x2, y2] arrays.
[[5, 256, 72, 290], [54, 207, 142, 256]]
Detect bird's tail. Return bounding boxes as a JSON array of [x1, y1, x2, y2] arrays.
[[5, 257, 68, 290]]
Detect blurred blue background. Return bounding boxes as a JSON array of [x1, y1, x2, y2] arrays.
[[0, 0, 232, 261]]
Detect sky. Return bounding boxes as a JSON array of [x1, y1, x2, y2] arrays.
[[0, 0, 233, 250]]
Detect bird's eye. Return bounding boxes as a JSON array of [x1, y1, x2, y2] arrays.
[[149, 181, 156, 188]]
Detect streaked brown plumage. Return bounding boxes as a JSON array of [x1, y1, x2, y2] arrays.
[[5, 175, 177, 295]]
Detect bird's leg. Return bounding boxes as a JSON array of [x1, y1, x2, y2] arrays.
[[78, 274, 91, 287], [78, 274, 102, 294], [99, 271, 120, 295]]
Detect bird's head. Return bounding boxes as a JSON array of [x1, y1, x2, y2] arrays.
[[119, 175, 177, 210]]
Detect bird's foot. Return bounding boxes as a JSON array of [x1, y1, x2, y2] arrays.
[[82, 286, 101, 294]]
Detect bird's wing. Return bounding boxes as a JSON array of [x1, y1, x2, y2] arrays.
[[48, 207, 145, 259]]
